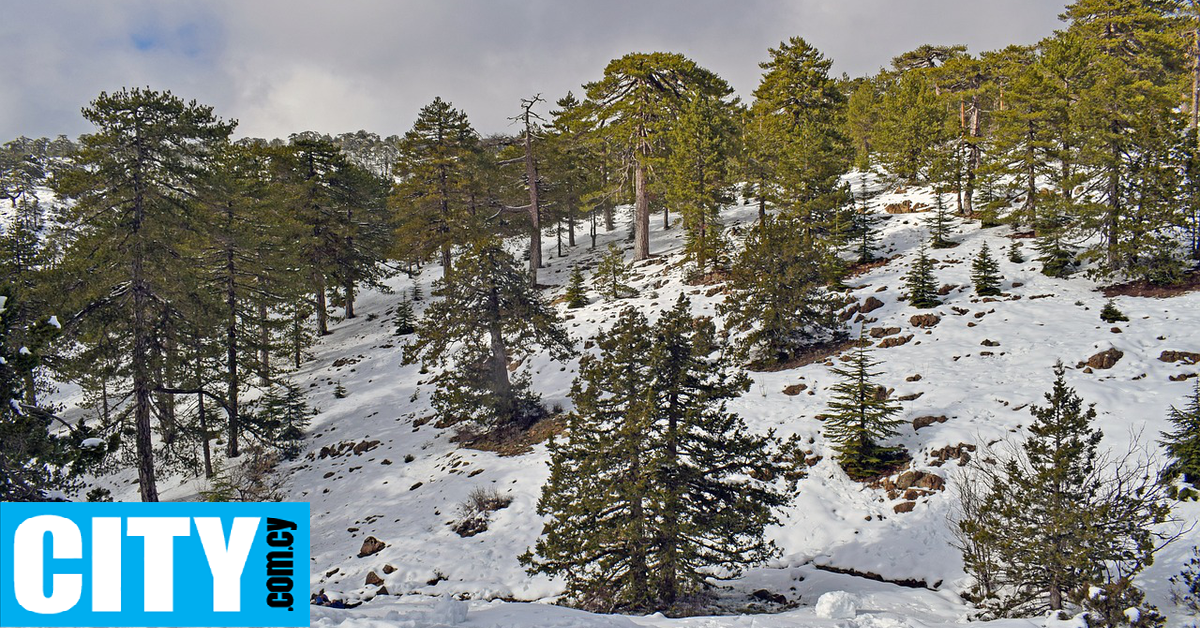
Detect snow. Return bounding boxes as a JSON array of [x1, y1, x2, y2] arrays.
[[80, 437, 105, 449], [814, 591, 858, 619], [47, 315, 60, 329], [56, 171, 1200, 627]]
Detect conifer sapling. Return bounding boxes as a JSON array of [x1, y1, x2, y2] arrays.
[[971, 241, 1003, 296], [564, 265, 588, 309], [904, 242, 941, 308]]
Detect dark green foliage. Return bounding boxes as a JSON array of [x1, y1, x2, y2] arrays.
[[926, 193, 954, 248], [720, 217, 844, 365], [850, 179, 880, 265], [524, 298, 788, 613], [333, 381, 348, 399], [564, 266, 588, 309], [1170, 546, 1200, 615], [971, 241, 1003, 296], [823, 335, 904, 479], [904, 243, 941, 308], [405, 239, 573, 429], [1008, 240, 1025, 263], [1162, 382, 1200, 490], [1099, 300, 1128, 324], [253, 381, 314, 460], [594, 243, 635, 301], [411, 284, 423, 302], [394, 298, 415, 335], [0, 288, 100, 500], [955, 363, 1172, 619]]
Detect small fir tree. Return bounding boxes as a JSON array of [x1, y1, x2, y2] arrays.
[[1007, 239, 1025, 263], [850, 181, 879, 265], [1161, 382, 1200, 489], [394, 298, 416, 335], [254, 381, 314, 460], [971, 241, 1003, 296], [823, 334, 905, 479], [904, 242, 941, 308], [333, 381, 348, 399], [411, 284, 423, 302], [926, 192, 954, 248], [1170, 546, 1200, 615], [594, 242, 635, 301], [1099, 300, 1128, 323], [564, 266, 588, 309]]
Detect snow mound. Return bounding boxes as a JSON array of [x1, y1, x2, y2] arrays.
[[815, 591, 858, 619], [429, 596, 467, 625]]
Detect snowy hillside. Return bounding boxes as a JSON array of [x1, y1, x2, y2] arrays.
[[84, 175, 1200, 628]]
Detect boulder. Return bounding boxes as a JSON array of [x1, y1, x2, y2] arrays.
[[893, 501, 917, 514], [382, 564, 396, 575], [365, 571, 384, 586], [751, 589, 788, 605], [912, 415, 948, 431], [869, 326, 901, 338], [1160, 350, 1200, 365], [358, 536, 386, 558], [895, 470, 923, 490], [782, 383, 808, 396], [879, 334, 914, 349], [1087, 348, 1124, 370], [980, 339, 1000, 347], [910, 314, 941, 328], [916, 473, 945, 491], [861, 296, 885, 313]]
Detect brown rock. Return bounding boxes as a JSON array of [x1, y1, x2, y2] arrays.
[[895, 470, 923, 490], [897, 392, 923, 401], [1171, 373, 1198, 382], [893, 501, 917, 514], [906, 374, 922, 382], [1160, 350, 1200, 365], [358, 536, 386, 558], [1110, 327, 1122, 334], [884, 200, 929, 214], [861, 296, 885, 313], [912, 415, 948, 431], [1087, 348, 1124, 370], [879, 334, 914, 349], [910, 314, 941, 328], [869, 326, 901, 338], [382, 564, 396, 574], [903, 489, 921, 500], [365, 571, 384, 586], [937, 284, 957, 296], [981, 339, 1000, 347], [916, 473, 945, 491], [782, 383, 808, 396]]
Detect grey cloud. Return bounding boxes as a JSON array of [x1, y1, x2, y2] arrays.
[[0, 0, 1064, 141]]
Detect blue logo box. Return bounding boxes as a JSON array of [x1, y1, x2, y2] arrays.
[[0, 501, 310, 627]]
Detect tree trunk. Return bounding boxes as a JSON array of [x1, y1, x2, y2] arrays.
[[225, 212, 241, 459], [344, 280, 355, 319], [485, 283, 515, 426], [963, 97, 980, 216], [258, 300, 270, 385], [198, 392, 213, 479], [522, 112, 542, 285], [316, 276, 329, 336], [634, 160, 650, 260]]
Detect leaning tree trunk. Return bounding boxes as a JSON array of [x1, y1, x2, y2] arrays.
[[315, 275, 329, 336]]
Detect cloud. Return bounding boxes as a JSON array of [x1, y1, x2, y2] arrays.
[[0, 0, 1065, 141]]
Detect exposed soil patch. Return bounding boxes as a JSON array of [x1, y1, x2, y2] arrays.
[[452, 416, 566, 457], [749, 337, 863, 372], [1101, 269, 1200, 298]]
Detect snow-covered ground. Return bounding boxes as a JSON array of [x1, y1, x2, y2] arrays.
[[78, 174, 1200, 627]]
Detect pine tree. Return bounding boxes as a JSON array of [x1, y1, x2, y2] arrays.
[[254, 381, 314, 460], [394, 298, 416, 335], [823, 335, 904, 479], [1008, 240, 1025, 263], [584, 52, 735, 260], [564, 266, 588, 309], [926, 192, 955, 248], [720, 217, 844, 365], [955, 363, 1172, 618], [391, 97, 480, 274], [1162, 382, 1200, 488], [661, 94, 736, 278], [405, 239, 573, 429], [1099, 300, 1128, 323], [874, 72, 953, 183], [904, 243, 941, 308], [749, 37, 853, 243], [524, 299, 787, 612], [594, 243, 635, 301], [850, 177, 879, 265], [971, 241, 1003, 296], [332, 381, 347, 399], [54, 88, 235, 502]]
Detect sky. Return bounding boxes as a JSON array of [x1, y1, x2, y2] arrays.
[[0, 1, 1067, 142]]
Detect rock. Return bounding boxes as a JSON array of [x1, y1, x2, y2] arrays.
[[1083, 367, 1094, 374], [916, 473, 945, 491], [1160, 350, 1200, 365], [895, 470, 922, 490], [358, 536, 387, 558], [1110, 327, 1122, 334], [906, 374, 922, 382], [937, 284, 957, 296], [815, 591, 859, 619], [353, 439, 381, 455], [878, 334, 914, 349], [903, 489, 920, 500], [884, 200, 928, 214], [897, 392, 923, 401], [893, 501, 917, 514], [980, 339, 1000, 347], [376, 586, 389, 596], [912, 415, 948, 431], [751, 589, 788, 605], [782, 383, 808, 396], [382, 564, 396, 574], [861, 296, 885, 313], [909, 314, 941, 328], [365, 571, 384, 586], [869, 326, 901, 338], [1171, 373, 1198, 382], [1087, 348, 1124, 370]]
